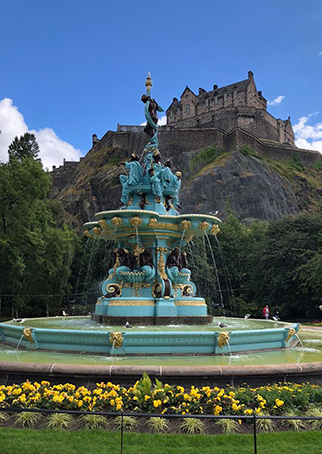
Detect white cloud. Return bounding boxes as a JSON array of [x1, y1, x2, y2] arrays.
[[319, 51, 322, 57], [158, 115, 167, 126], [0, 98, 82, 169], [140, 115, 167, 127], [268, 95, 285, 106], [294, 113, 322, 153]]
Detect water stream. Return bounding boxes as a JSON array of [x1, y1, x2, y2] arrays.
[[204, 232, 225, 315], [16, 334, 24, 350], [214, 236, 235, 313], [74, 238, 90, 297]]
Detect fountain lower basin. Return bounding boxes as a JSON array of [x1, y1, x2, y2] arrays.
[[0, 317, 300, 356]]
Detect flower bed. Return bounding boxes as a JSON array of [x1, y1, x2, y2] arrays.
[[1, 374, 322, 417]]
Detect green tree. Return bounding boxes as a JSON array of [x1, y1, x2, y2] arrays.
[[0, 134, 76, 317], [8, 133, 40, 162]]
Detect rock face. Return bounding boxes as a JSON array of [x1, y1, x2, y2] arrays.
[[51, 129, 322, 229], [182, 151, 301, 222]]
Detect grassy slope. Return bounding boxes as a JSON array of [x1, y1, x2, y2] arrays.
[[187, 145, 322, 211], [0, 428, 322, 454]]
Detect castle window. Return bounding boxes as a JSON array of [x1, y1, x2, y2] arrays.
[[224, 93, 228, 102], [184, 104, 190, 114], [215, 95, 218, 104], [170, 111, 173, 118], [177, 109, 180, 116], [233, 90, 238, 99], [205, 98, 209, 108]]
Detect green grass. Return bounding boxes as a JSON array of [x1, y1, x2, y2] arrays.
[[0, 428, 322, 454]]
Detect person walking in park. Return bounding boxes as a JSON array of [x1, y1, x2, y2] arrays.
[[263, 305, 270, 320]]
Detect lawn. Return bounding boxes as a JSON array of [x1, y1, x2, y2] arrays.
[[0, 428, 321, 454]]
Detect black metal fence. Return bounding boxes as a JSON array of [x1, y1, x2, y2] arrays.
[[0, 406, 322, 454]]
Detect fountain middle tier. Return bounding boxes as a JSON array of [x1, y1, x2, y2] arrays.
[[83, 209, 221, 325]]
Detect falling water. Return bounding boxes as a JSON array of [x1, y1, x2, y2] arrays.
[[16, 333, 24, 350], [135, 226, 139, 245], [110, 338, 116, 360], [295, 333, 304, 348], [214, 236, 235, 314], [204, 232, 225, 316], [75, 238, 90, 297], [82, 239, 100, 302], [179, 229, 186, 251]]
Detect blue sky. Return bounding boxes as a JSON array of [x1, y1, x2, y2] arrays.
[[0, 0, 322, 167]]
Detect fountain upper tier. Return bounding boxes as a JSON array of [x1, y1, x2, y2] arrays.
[[83, 210, 221, 245]]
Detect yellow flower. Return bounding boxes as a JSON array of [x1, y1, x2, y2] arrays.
[[144, 395, 151, 401], [153, 400, 162, 408], [244, 409, 253, 415], [214, 405, 222, 415], [275, 399, 284, 407]]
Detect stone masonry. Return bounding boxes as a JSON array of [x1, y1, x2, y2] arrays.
[[166, 71, 295, 146]]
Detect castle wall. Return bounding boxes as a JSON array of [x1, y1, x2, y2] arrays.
[[165, 107, 292, 143]]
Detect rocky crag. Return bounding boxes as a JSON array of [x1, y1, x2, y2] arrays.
[[51, 127, 322, 229]]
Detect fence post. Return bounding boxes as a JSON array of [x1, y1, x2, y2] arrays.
[[253, 414, 257, 454], [120, 412, 124, 454]]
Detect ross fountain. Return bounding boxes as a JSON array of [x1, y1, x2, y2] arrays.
[[0, 74, 312, 386], [0, 74, 300, 359]]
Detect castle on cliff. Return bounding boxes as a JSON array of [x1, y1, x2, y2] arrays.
[[166, 71, 295, 146]]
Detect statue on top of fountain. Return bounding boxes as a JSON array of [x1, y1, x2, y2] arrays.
[[118, 73, 182, 212]]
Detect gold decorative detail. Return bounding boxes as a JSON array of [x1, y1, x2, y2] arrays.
[[149, 218, 158, 228], [98, 219, 109, 231], [209, 224, 220, 235], [92, 227, 101, 236], [175, 300, 206, 306], [133, 244, 144, 264], [96, 298, 101, 305], [108, 300, 155, 306], [286, 327, 296, 342], [181, 220, 192, 230], [123, 282, 150, 289], [83, 229, 92, 238], [112, 217, 122, 226], [218, 332, 230, 348], [154, 223, 179, 232], [156, 247, 168, 280], [152, 282, 163, 298], [109, 332, 123, 349], [23, 328, 34, 344], [145, 72, 153, 92], [155, 196, 161, 203], [127, 195, 133, 206], [198, 221, 210, 231], [106, 283, 122, 297], [130, 216, 142, 227]]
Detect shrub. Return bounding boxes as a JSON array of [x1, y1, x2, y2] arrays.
[[147, 417, 169, 433], [215, 418, 241, 434], [114, 416, 137, 431], [256, 415, 275, 433], [306, 408, 322, 430], [78, 414, 109, 430], [0, 412, 8, 425], [281, 411, 307, 431], [46, 413, 74, 430], [179, 418, 205, 434], [14, 412, 43, 428]]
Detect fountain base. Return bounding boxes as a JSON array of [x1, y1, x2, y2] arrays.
[[91, 314, 213, 325]]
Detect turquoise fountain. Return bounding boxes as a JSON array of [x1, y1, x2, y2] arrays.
[[85, 72, 220, 325], [0, 74, 300, 358]]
